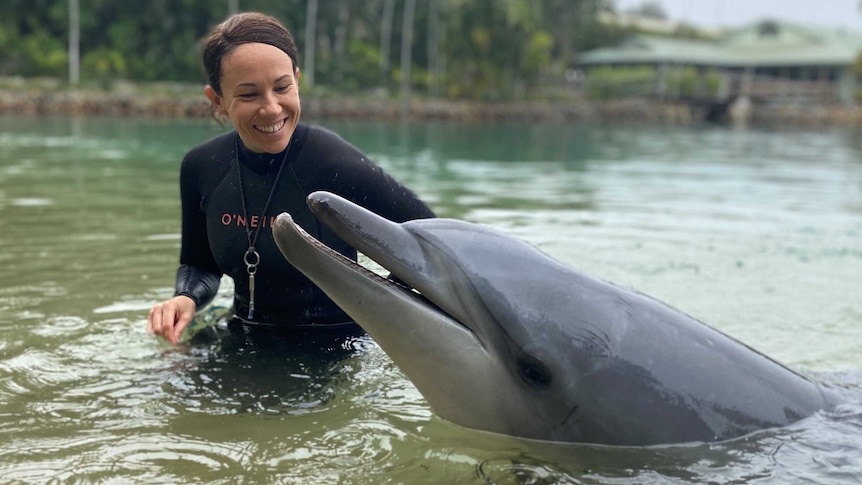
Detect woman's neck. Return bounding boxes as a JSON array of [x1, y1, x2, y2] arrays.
[[236, 134, 289, 174]]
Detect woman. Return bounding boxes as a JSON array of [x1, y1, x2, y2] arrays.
[[147, 12, 435, 345]]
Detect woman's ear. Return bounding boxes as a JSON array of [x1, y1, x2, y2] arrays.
[[204, 85, 226, 116]]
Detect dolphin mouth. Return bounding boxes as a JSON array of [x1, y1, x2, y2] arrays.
[[276, 212, 407, 289], [305, 192, 431, 286], [272, 205, 467, 334]]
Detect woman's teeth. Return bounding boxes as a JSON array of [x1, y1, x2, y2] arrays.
[[257, 120, 285, 133]]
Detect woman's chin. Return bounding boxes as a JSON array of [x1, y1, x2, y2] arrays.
[[245, 132, 291, 154]]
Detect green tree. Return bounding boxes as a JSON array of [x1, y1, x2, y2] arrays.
[[0, 0, 625, 100], [0, 0, 67, 76]]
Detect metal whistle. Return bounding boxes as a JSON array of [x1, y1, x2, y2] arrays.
[[244, 246, 260, 320]]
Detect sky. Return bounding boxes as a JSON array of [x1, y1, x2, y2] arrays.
[[614, 0, 862, 31]]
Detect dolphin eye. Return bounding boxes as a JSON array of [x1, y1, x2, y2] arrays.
[[517, 357, 552, 389]]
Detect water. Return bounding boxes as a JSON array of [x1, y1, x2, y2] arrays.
[[1, 115, 861, 484]]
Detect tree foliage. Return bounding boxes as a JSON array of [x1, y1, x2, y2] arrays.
[[0, 0, 626, 100]]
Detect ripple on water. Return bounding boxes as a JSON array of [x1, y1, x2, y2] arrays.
[[0, 432, 254, 484], [99, 433, 253, 479], [30, 315, 89, 338], [348, 341, 432, 425], [93, 299, 158, 314], [0, 283, 67, 315], [406, 408, 862, 485], [0, 348, 94, 390], [262, 418, 413, 482], [0, 431, 120, 482], [154, 332, 367, 417], [10, 197, 54, 207]]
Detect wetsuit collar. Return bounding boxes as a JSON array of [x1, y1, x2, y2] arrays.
[[236, 134, 289, 175]]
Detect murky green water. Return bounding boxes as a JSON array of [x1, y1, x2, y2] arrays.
[[1, 115, 861, 484]]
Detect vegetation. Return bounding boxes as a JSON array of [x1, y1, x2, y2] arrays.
[[584, 66, 722, 100], [0, 0, 631, 101]]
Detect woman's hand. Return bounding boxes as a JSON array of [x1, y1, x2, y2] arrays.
[[147, 295, 196, 345]]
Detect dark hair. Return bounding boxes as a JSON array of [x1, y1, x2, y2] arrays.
[[201, 12, 299, 96]]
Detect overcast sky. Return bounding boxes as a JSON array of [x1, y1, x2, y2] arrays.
[[614, 0, 862, 31]]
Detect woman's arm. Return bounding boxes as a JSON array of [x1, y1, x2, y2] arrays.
[[148, 151, 224, 345]]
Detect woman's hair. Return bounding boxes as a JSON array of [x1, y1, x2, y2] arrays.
[[201, 12, 299, 96]]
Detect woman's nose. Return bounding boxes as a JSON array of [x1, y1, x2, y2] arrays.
[[259, 92, 280, 116]]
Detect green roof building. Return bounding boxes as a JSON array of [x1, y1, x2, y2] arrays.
[[576, 19, 862, 104]]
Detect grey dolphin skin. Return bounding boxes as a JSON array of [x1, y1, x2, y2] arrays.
[[272, 191, 837, 446]]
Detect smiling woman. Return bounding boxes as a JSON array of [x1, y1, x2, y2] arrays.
[[205, 42, 300, 154], [145, 12, 436, 346]]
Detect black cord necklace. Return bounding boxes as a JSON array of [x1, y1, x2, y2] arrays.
[[235, 134, 289, 320]]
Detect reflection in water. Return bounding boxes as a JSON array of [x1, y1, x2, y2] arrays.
[[398, 381, 861, 484], [0, 116, 860, 483], [167, 312, 370, 417]]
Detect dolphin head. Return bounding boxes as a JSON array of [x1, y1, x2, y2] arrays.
[[273, 191, 612, 443], [275, 191, 837, 445]]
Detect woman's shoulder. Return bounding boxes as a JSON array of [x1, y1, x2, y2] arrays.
[[178, 131, 235, 192], [303, 123, 343, 141], [301, 124, 361, 153], [296, 124, 370, 171]]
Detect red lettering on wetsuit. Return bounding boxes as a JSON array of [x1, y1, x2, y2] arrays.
[[221, 213, 277, 227]]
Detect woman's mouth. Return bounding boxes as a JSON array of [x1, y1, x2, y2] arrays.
[[256, 119, 286, 133]]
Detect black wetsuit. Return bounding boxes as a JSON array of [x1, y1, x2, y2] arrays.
[[173, 123, 435, 329]]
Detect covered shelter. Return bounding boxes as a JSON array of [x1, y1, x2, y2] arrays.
[[576, 19, 862, 104]]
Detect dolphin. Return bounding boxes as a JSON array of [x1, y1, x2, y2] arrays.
[[271, 191, 837, 446]]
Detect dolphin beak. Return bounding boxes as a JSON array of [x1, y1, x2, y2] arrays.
[[306, 191, 426, 283]]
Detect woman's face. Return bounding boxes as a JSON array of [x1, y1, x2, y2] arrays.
[[206, 42, 301, 154]]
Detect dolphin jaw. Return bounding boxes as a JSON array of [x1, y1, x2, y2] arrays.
[[272, 212, 479, 341]]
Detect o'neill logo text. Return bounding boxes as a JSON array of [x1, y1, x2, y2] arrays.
[[221, 213, 278, 228]]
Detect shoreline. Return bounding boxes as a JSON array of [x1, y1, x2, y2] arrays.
[[3, 83, 862, 127]]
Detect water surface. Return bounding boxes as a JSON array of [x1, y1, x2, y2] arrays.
[[1, 115, 860, 484]]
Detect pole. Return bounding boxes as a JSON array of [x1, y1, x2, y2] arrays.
[[68, 0, 80, 86], [399, 0, 416, 103], [304, 0, 318, 88]]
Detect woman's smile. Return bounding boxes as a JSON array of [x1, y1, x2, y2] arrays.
[[256, 118, 287, 134]]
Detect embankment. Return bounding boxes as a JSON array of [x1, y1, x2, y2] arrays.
[[2, 80, 862, 127]]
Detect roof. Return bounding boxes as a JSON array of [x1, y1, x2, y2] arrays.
[[577, 19, 862, 68]]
